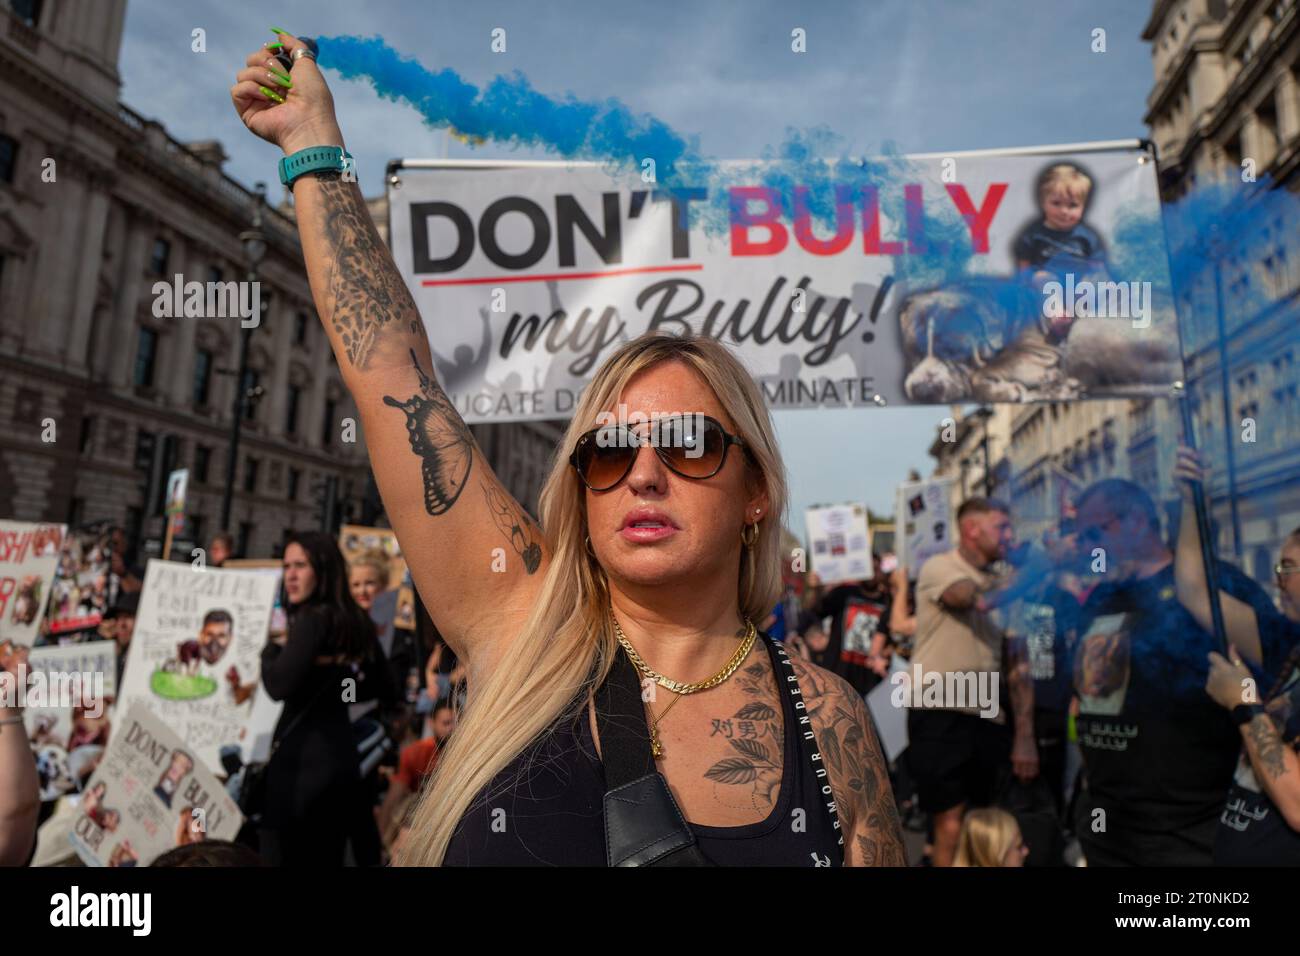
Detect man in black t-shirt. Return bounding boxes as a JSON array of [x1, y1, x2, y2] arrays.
[[816, 570, 892, 696], [1070, 479, 1287, 866]]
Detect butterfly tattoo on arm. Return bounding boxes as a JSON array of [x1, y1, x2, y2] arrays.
[[382, 349, 475, 516]]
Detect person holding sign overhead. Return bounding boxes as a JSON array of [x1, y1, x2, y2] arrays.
[[230, 29, 903, 866]]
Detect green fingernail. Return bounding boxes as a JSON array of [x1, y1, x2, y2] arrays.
[[266, 41, 285, 50], [270, 27, 290, 35], [259, 85, 285, 104], [268, 66, 292, 86]]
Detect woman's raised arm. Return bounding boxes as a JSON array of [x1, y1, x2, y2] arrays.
[[230, 32, 547, 664]]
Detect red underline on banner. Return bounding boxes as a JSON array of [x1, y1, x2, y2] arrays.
[[420, 264, 703, 287]]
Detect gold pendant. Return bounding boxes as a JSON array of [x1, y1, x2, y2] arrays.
[[651, 729, 664, 759]]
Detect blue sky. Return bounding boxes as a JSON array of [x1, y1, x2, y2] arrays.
[[122, 0, 1159, 526]]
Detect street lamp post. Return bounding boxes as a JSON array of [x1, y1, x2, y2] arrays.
[[220, 183, 268, 534]]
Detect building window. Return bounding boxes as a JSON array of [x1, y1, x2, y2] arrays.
[[66, 496, 85, 528], [134, 327, 158, 387], [285, 384, 301, 435], [294, 312, 309, 345], [241, 368, 260, 421], [194, 445, 211, 483], [78, 416, 94, 455], [322, 398, 336, 446], [287, 467, 300, 502], [244, 456, 260, 493], [236, 521, 253, 559], [193, 348, 213, 406], [190, 515, 204, 548], [0, 134, 17, 184], [149, 238, 170, 276], [134, 430, 156, 471], [10, 0, 42, 26], [207, 265, 223, 285]]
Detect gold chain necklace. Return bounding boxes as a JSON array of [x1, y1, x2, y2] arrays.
[[611, 615, 757, 758]]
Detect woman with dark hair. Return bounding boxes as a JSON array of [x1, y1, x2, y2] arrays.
[[259, 531, 381, 866]]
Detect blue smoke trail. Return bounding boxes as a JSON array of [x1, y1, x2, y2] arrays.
[[314, 34, 971, 272]]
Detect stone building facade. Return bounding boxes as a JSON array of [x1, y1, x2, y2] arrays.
[[0, 1, 566, 562]]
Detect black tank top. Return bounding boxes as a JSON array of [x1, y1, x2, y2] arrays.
[[444, 635, 844, 866]]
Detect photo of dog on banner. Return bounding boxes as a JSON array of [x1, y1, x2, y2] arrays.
[[899, 162, 1183, 404]]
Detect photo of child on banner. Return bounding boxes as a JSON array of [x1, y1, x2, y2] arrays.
[[116, 561, 279, 772], [897, 154, 1184, 406]]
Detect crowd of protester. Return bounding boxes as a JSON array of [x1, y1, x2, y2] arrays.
[[2, 440, 1299, 867]]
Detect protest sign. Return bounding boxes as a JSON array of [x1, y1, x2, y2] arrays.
[[45, 526, 117, 636], [0, 520, 64, 646], [70, 703, 242, 867], [895, 477, 955, 577], [389, 142, 1180, 423], [804, 504, 872, 586], [27, 639, 118, 701], [116, 561, 278, 772]]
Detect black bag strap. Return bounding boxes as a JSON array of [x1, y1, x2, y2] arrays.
[[592, 646, 656, 788], [594, 646, 712, 866]]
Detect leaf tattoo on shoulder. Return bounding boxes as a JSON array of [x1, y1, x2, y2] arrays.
[[703, 653, 782, 808], [481, 479, 543, 574], [382, 349, 474, 516]]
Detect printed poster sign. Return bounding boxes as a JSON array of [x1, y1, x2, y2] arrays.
[[895, 477, 955, 577], [117, 560, 278, 772], [805, 504, 872, 586], [389, 143, 1181, 423], [46, 526, 117, 636], [0, 520, 64, 647], [70, 704, 242, 867], [164, 469, 188, 517]]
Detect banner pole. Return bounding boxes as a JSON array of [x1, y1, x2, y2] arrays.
[[1176, 391, 1230, 656]]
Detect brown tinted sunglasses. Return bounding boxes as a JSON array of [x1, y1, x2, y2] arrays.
[[569, 415, 747, 491]]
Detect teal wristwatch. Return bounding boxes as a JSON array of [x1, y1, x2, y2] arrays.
[[278, 146, 353, 187]]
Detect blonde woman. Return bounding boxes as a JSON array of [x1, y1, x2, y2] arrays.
[[348, 549, 391, 612], [952, 808, 1028, 867], [230, 31, 904, 867]]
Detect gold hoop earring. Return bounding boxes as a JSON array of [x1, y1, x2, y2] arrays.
[[584, 534, 596, 556], [740, 522, 758, 548]]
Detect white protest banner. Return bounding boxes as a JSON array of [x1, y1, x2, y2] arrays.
[[70, 703, 242, 867], [895, 477, 955, 577], [804, 504, 872, 586], [117, 560, 278, 772], [0, 520, 64, 647], [27, 639, 118, 701], [388, 142, 1181, 423]]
